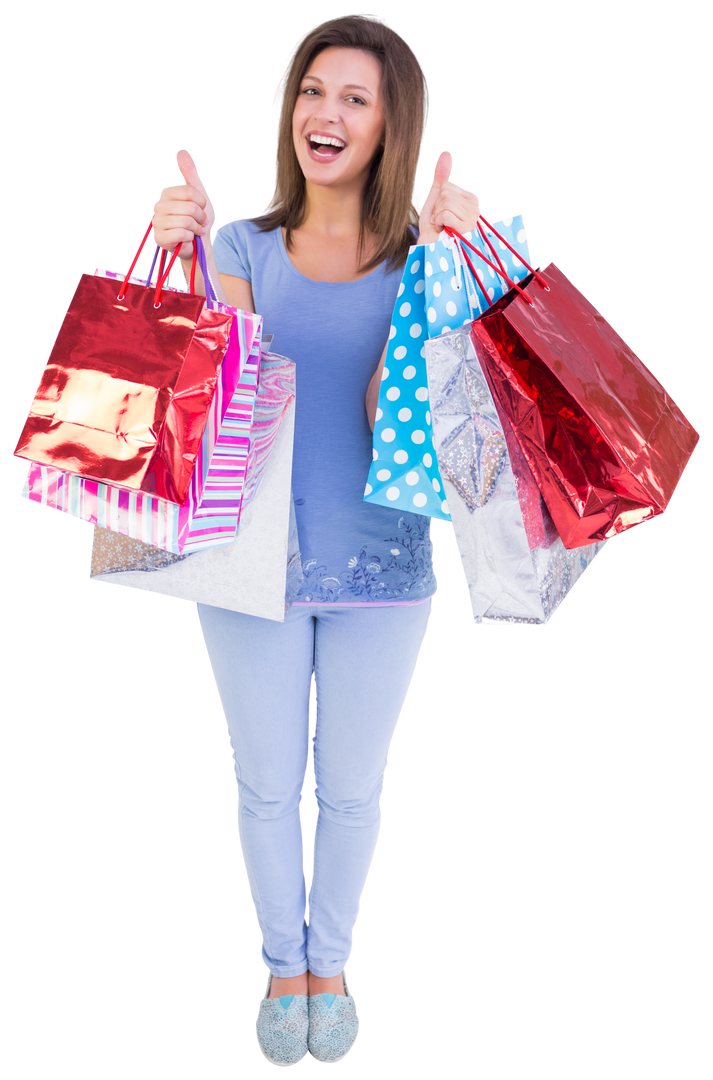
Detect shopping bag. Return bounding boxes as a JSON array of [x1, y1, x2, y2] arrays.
[[23, 317, 263, 554], [15, 229, 234, 505], [89, 352, 301, 622], [365, 218, 531, 520], [449, 224, 700, 547], [425, 323, 604, 622]]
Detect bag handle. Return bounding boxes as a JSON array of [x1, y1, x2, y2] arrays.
[[444, 217, 551, 312], [117, 223, 217, 309], [440, 221, 522, 315], [141, 233, 214, 308]]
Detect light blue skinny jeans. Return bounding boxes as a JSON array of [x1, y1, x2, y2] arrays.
[[197, 600, 431, 978]]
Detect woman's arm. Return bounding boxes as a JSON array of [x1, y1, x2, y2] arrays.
[[365, 343, 388, 432]]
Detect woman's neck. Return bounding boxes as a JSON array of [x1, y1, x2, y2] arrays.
[[300, 179, 364, 239]]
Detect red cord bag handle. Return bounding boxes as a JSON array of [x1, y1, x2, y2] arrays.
[[115, 218, 211, 306], [444, 216, 550, 310]]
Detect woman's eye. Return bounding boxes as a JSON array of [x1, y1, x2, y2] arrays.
[[302, 87, 320, 96], [348, 96, 366, 106], [300, 89, 365, 105]]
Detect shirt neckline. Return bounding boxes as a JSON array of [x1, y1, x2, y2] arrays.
[[274, 226, 386, 288]]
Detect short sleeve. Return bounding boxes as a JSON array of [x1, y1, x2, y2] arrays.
[[213, 221, 252, 282]]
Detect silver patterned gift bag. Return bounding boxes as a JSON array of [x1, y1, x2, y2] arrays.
[[424, 325, 605, 623]]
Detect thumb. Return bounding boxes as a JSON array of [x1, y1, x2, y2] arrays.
[[177, 149, 207, 197], [172, 147, 217, 230], [432, 150, 452, 188]]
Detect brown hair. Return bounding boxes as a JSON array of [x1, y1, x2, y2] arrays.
[[252, 15, 427, 273]]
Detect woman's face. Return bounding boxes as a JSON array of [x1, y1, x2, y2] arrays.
[[292, 47, 385, 192]]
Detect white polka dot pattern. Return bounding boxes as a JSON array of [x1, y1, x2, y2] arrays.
[[365, 216, 531, 520]]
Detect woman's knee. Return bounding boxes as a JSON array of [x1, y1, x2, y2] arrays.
[[314, 771, 385, 828], [238, 776, 304, 821]]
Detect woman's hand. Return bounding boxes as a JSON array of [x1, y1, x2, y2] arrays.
[[417, 151, 480, 246], [153, 149, 215, 259]]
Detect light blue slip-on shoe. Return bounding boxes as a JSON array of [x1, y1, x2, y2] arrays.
[[308, 972, 359, 1063], [256, 973, 309, 1066]]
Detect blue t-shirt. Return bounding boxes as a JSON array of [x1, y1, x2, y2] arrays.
[[213, 220, 435, 605]]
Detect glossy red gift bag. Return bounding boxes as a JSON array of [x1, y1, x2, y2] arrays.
[[15, 228, 233, 505], [447, 224, 699, 548]]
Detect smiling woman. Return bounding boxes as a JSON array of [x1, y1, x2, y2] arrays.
[[150, 13, 481, 1067]]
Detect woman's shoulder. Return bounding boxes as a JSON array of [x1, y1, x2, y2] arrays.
[[211, 214, 278, 265], [210, 213, 276, 280], [217, 217, 277, 238]]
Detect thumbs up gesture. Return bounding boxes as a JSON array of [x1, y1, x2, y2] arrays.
[[153, 150, 215, 259], [417, 151, 480, 246]]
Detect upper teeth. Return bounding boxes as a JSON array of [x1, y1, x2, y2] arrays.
[[310, 135, 345, 148]]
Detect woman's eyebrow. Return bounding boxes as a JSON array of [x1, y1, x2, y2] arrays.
[[301, 74, 374, 95]]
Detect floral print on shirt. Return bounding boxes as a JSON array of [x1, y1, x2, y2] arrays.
[[297, 515, 435, 602]]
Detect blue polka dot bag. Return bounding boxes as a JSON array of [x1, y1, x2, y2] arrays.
[[364, 217, 531, 519]]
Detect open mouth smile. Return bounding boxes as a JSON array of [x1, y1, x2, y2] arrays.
[[304, 133, 345, 160]]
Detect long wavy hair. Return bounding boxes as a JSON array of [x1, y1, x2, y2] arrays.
[[252, 15, 427, 273]]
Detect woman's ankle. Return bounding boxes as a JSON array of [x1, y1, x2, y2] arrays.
[[268, 972, 309, 999], [308, 971, 346, 996]]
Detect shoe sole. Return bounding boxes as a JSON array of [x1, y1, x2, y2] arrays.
[[254, 1045, 304, 1071]]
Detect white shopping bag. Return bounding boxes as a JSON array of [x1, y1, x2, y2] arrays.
[[90, 356, 302, 622]]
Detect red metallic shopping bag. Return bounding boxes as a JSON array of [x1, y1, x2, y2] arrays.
[[15, 227, 233, 504], [446, 223, 699, 548]]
